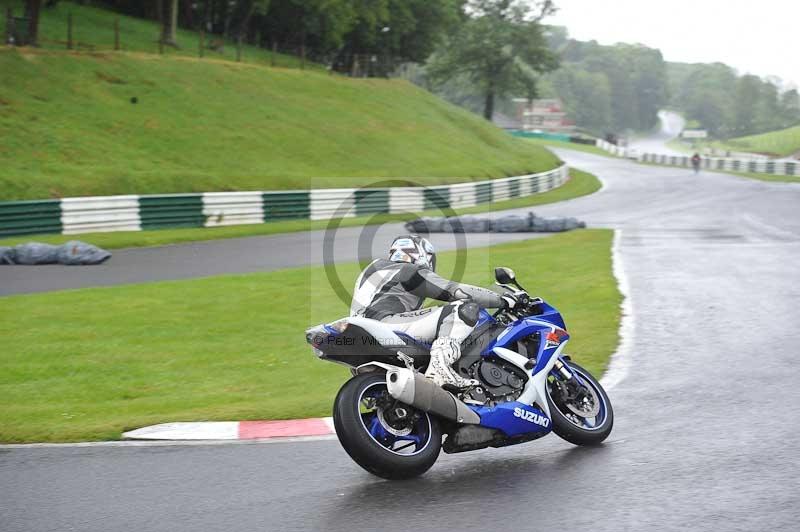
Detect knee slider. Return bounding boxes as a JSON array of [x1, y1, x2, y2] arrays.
[[457, 302, 480, 327]]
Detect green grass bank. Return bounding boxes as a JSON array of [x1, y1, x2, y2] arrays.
[[0, 229, 620, 443], [0, 46, 558, 201], [721, 125, 800, 157]]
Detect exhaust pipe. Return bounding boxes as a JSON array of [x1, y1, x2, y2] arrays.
[[386, 368, 480, 425]]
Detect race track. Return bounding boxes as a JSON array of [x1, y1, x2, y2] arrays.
[[3, 150, 800, 531]]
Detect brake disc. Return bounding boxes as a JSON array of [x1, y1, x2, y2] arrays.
[[377, 407, 413, 436], [565, 384, 601, 418]]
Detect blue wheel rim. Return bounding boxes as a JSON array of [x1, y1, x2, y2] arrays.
[[357, 381, 432, 456], [548, 366, 609, 431]]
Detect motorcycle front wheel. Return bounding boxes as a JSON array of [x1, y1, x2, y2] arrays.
[[546, 361, 613, 445], [333, 372, 442, 480]]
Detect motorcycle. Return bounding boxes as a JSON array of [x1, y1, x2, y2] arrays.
[[305, 267, 613, 479]]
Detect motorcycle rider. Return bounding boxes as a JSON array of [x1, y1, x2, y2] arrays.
[[351, 235, 516, 389], [691, 152, 702, 174]]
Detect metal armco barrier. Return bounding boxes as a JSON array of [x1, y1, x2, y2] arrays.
[[0, 165, 568, 237], [595, 139, 798, 177]]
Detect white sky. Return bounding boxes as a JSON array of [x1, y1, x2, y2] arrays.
[[546, 0, 800, 88]]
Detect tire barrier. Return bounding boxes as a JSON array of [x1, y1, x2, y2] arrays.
[[0, 241, 111, 265], [595, 139, 798, 177], [405, 211, 586, 234], [0, 165, 569, 237]]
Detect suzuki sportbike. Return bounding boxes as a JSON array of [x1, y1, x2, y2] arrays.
[[305, 267, 613, 479]]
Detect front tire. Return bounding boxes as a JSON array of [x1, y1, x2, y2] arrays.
[[546, 361, 613, 445], [333, 372, 442, 480]]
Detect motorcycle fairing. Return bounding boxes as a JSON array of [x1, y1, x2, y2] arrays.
[[471, 401, 551, 438]]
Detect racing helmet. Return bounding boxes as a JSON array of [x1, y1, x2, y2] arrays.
[[389, 235, 436, 271]]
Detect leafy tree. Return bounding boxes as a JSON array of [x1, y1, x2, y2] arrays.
[[427, 0, 559, 120], [780, 89, 800, 125], [549, 65, 611, 135], [732, 75, 762, 137]]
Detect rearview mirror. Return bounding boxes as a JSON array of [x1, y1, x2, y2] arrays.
[[494, 267, 516, 285]]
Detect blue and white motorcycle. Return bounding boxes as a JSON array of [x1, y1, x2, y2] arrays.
[[305, 267, 613, 479]]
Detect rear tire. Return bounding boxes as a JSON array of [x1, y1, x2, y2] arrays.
[[333, 373, 442, 480], [546, 361, 613, 446]]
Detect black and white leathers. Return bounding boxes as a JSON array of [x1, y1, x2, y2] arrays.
[[350, 258, 504, 387], [351, 259, 503, 320]]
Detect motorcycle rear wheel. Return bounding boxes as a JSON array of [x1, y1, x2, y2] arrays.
[[333, 372, 442, 480], [546, 361, 613, 445]]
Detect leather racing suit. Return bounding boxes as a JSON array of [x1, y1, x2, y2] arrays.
[[351, 258, 504, 387]]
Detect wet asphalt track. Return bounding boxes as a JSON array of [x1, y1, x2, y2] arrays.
[[3, 150, 800, 531]]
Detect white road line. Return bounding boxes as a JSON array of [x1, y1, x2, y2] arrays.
[[0, 434, 338, 450], [601, 229, 634, 391]]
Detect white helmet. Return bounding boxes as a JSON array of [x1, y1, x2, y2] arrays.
[[389, 235, 436, 271]]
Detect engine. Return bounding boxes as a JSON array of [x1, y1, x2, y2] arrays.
[[464, 359, 527, 405]]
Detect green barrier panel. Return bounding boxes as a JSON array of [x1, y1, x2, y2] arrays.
[[263, 191, 310, 221], [510, 130, 572, 142], [139, 194, 204, 230], [767, 161, 775, 174], [785, 162, 796, 176], [508, 178, 521, 198], [748, 161, 757, 173], [354, 189, 390, 216], [475, 182, 492, 204], [0, 200, 62, 237], [424, 188, 450, 211]]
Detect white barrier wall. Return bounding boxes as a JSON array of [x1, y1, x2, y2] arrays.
[[203, 192, 264, 227], [60, 195, 141, 235], [596, 139, 799, 177], [1, 164, 570, 237]]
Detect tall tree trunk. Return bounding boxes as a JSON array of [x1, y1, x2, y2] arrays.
[[167, 0, 178, 45], [181, 0, 194, 31], [483, 85, 495, 121], [25, 0, 42, 46], [156, 0, 166, 43], [236, 2, 256, 43]]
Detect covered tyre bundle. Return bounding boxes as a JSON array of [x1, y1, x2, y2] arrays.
[[0, 241, 111, 265], [404, 211, 586, 234], [57, 241, 112, 265]]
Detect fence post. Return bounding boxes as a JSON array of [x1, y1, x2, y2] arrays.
[[67, 12, 73, 50], [236, 35, 242, 62], [271, 40, 276, 67], [198, 28, 204, 57], [114, 18, 120, 50], [158, 37, 164, 55], [300, 43, 305, 70]]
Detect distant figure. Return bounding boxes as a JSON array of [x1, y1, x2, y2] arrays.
[[691, 153, 702, 174]]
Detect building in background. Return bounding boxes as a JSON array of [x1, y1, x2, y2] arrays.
[[513, 98, 575, 133]]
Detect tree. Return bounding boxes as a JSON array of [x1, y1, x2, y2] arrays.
[[550, 65, 612, 135], [427, 0, 559, 120], [732, 75, 762, 137], [779, 89, 800, 126]]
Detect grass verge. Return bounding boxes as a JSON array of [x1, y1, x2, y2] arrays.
[[0, 168, 601, 249], [0, 46, 558, 200], [0, 229, 620, 443]]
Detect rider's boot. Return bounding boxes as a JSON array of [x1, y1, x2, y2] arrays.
[[424, 337, 480, 390]]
